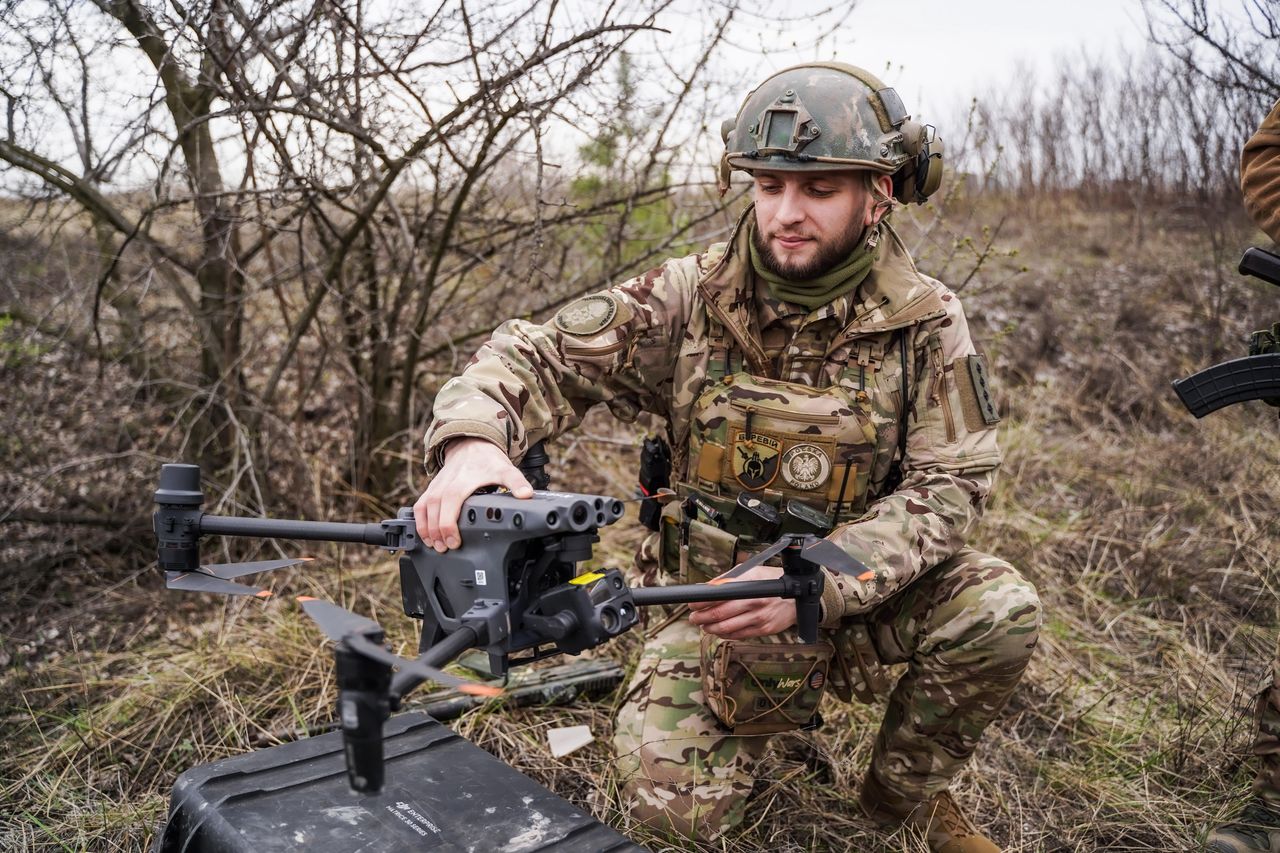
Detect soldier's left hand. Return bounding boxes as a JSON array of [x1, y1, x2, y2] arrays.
[[687, 564, 797, 639]]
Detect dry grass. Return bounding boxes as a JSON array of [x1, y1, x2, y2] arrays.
[[2, 198, 1279, 851]]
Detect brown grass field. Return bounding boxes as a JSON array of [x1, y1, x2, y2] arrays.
[[2, 195, 1279, 851]]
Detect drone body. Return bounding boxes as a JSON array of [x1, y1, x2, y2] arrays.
[[393, 492, 632, 675]]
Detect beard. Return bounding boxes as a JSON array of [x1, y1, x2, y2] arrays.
[[752, 218, 867, 282]]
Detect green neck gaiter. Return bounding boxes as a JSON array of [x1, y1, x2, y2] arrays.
[[749, 223, 877, 311]]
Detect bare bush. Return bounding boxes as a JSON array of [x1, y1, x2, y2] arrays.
[[955, 47, 1269, 206], [1145, 0, 1280, 100], [0, 0, 750, 507]]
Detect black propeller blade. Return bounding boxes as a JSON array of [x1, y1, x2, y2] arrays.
[[801, 538, 875, 580], [296, 596, 382, 639], [164, 571, 272, 597], [296, 598, 501, 698], [163, 556, 313, 597], [716, 538, 792, 580], [717, 535, 875, 582], [202, 557, 312, 579]]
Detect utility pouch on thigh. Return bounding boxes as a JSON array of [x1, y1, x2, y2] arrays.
[[700, 634, 833, 735], [828, 621, 888, 704]]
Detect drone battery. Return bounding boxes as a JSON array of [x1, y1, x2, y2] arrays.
[[154, 712, 643, 853]]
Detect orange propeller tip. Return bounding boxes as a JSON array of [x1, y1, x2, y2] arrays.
[[856, 571, 874, 582], [707, 577, 730, 586], [460, 685, 504, 698], [300, 557, 316, 562], [255, 590, 273, 598], [295, 595, 316, 602]]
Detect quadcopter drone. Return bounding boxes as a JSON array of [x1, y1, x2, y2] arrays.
[[152, 461, 873, 794]]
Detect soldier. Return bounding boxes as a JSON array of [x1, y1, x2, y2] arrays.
[[1205, 96, 1280, 853], [414, 63, 1041, 852]]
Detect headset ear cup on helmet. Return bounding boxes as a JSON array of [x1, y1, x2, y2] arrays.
[[892, 125, 944, 204], [891, 119, 925, 204], [914, 131, 944, 202], [891, 167, 913, 205]]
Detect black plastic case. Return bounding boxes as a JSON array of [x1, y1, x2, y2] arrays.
[[154, 712, 643, 852]]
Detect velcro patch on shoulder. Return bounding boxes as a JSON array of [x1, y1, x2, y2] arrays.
[[553, 293, 631, 336], [956, 353, 1001, 430]]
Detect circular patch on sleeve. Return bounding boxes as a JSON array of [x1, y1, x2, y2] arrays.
[[553, 294, 619, 335]]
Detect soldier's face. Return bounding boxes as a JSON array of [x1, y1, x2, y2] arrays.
[[751, 170, 886, 281]]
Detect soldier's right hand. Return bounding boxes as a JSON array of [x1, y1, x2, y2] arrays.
[[413, 438, 534, 552]]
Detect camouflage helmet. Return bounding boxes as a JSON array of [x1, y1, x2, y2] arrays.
[[718, 62, 943, 205]]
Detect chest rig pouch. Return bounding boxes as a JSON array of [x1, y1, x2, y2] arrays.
[[663, 316, 898, 727], [688, 371, 878, 519], [662, 348, 885, 586]]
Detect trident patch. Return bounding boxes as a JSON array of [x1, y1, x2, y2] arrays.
[[732, 432, 781, 490]]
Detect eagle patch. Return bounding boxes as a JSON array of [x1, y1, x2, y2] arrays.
[[553, 294, 621, 335], [780, 443, 831, 491]]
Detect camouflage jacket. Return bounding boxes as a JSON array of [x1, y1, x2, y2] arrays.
[[1242, 98, 1280, 243], [424, 209, 1002, 622]]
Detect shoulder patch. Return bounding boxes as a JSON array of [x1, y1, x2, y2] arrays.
[[553, 294, 628, 336], [956, 353, 1001, 430]]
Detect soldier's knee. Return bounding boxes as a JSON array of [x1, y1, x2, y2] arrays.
[[610, 651, 753, 843], [614, 768, 747, 842], [990, 573, 1040, 664], [933, 558, 1041, 665], [612, 719, 752, 842]]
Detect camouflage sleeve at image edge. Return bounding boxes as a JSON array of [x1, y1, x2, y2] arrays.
[[825, 288, 1003, 619], [1242, 98, 1280, 244], [421, 258, 698, 474]]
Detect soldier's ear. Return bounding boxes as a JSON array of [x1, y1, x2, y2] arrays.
[[866, 175, 894, 226]]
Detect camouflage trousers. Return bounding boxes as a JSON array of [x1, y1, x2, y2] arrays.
[[611, 547, 1041, 841], [1253, 637, 1280, 806]]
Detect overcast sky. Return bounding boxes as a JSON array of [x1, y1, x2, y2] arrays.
[[859, 0, 1149, 115], [707, 0, 1154, 123]]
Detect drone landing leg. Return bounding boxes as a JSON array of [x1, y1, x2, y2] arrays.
[[334, 643, 391, 794], [781, 543, 823, 643]]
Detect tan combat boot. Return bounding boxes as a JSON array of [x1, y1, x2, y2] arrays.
[[859, 771, 1001, 853], [1205, 798, 1280, 851]]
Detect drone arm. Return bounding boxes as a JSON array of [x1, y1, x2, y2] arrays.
[[200, 514, 393, 546], [631, 574, 824, 643], [630, 579, 789, 607], [388, 623, 486, 701]]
